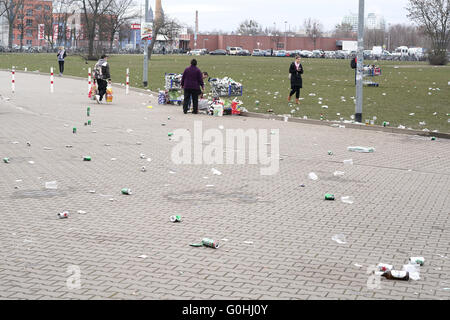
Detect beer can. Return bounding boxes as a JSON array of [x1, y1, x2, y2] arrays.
[[3, 157, 10, 163], [325, 194, 335, 200], [58, 211, 69, 219], [328, 151, 333, 155], [83, 156, 91, 161], [431, 137, 436, 141], [73, 127, 77, 134], [121, 188, 132, 195], [202, 238, 220, 249], [168, 132, 174, 137], [170, 215, 182, 222], [88, 120, 91, 125], [409, 257, 424, 266]]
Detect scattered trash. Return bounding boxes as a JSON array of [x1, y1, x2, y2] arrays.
[[308, 172, 318, 181], [244, 241, 254, 245], [139, 153, 146, 159], [402, 264, 420, 280], [3, 158, 10, 163], [325, 194, 335, 201], [331, 234, 347, 244], [126, 129, 133, 133], [88, 190, 96, 194], [381, 269, 411, 281], [328, 151, 333, 155], [343, 159, 353, 165], [348, 146, 375, 153], [27, 142, 31, 147], [121, 188, 132, 195], [211, 168, 222, 176], [377, 263, 393, 272], [138, 255, 148, 259], [170, 215, 182, 222], [202, 238, 220, 249], [168, 132, 174, 137], [300, 184, 306, 188], [341, 196, 354, 204], [189, 243, 203, 247], [83, 156, 91, 161], [28, 161, 35, 164], [65, 145, 73, 148], [77, 210, 87, 214], [409, 257, 425, 266], [111, 158, 117, 161], [354, 263, 363, 268], [57, 211, 70, 219], [45, 181, 58, 190]]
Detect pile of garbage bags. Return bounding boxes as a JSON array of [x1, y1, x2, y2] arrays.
[[165, 73, 183, 90]]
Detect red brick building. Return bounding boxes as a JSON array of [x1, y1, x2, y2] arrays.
[[11, 0, 52, 47], [188, 34, 356, 52]]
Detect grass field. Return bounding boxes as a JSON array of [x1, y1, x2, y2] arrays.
[[1, 53, 449, 132]]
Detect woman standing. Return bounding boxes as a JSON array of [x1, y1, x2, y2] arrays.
[[57, 46, 67, 76], [288, 55, 304, 104]]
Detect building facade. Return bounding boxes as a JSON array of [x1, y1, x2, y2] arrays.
[[342, 12, 386, 32], [186, 34, 355, 52]]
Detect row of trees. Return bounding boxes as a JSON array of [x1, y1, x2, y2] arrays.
[[233, 0, 449, 64], [0, 0, 185, 59]]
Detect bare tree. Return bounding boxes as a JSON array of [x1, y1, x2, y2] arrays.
[[0, 0, 24, 49], [304, 18, 323, 49], [236, 19, 263, 35], [365, 28, 386, 48], [406, 0, 450, 64], [101, 0, 136, 52], [78, 0, 114, 59], [147, 5, 164, 60], [333, 22, 354, 38]]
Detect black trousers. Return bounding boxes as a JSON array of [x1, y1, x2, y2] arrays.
[[289, 86, 301, 99], [183, 89, 200, 113], [97, 79, 107, 101], [58, 61, 64, 74]]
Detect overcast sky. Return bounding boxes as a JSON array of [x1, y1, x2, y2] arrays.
[[155, 0, 413, 32]]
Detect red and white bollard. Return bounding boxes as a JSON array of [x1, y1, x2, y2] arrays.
[[126, 68, 129, 95], [50, 67, 54, 93], [88, 67, 92, 94], [11, 67, 15, 93]]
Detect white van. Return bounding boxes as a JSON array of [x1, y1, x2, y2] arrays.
[[228, 47, 242, 55]]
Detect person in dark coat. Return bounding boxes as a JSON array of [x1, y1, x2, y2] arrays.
[[288, 55, 304, 104], [181, 59, 204, 114]]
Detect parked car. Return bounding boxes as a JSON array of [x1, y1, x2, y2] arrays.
[[228, 47, 243, 55], [312, 50, 325, 58], [188, 49, 204, 56], [276, 50, 287, 57], [209, 49, 227, 55], [237, 49, 251, 56], [300, 50, 313, 58], [252, 49, 264, 56]]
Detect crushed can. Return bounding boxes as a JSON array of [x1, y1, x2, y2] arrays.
[[409, 257, 425, 266], [58, 211, 69, 219], [325, 194, 335, 200], [3, 158, 10, 163], [73, 127, 77, 134], [170, 215, 182, 222], [328, 151, 333, 155], [202, 238, 220, 249], [168, 132, 174, 137], [83, 156, 91, 161], [88, 120, 91, 125], [121, 188, 132, 195]]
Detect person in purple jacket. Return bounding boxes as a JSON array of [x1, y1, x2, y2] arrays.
[[181, 59, 205, 114]]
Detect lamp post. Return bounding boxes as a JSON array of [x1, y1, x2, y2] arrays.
[[284, 21, 287, 50], [142, 0, 150, 87], [355, 0, 365, 123]]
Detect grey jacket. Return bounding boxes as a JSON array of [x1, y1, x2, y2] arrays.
[[95, 59, 111, 80]]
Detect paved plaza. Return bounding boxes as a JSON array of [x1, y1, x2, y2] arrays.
[[0, 70, 449, 300]]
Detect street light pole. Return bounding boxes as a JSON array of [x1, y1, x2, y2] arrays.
[[142, 0, 150, 87], [355, 0, 365, 123]]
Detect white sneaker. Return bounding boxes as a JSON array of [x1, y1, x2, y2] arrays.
[[95, 95, 100, 104]]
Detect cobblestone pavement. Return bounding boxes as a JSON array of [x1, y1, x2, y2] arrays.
[[0, 71, 449, 300]]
